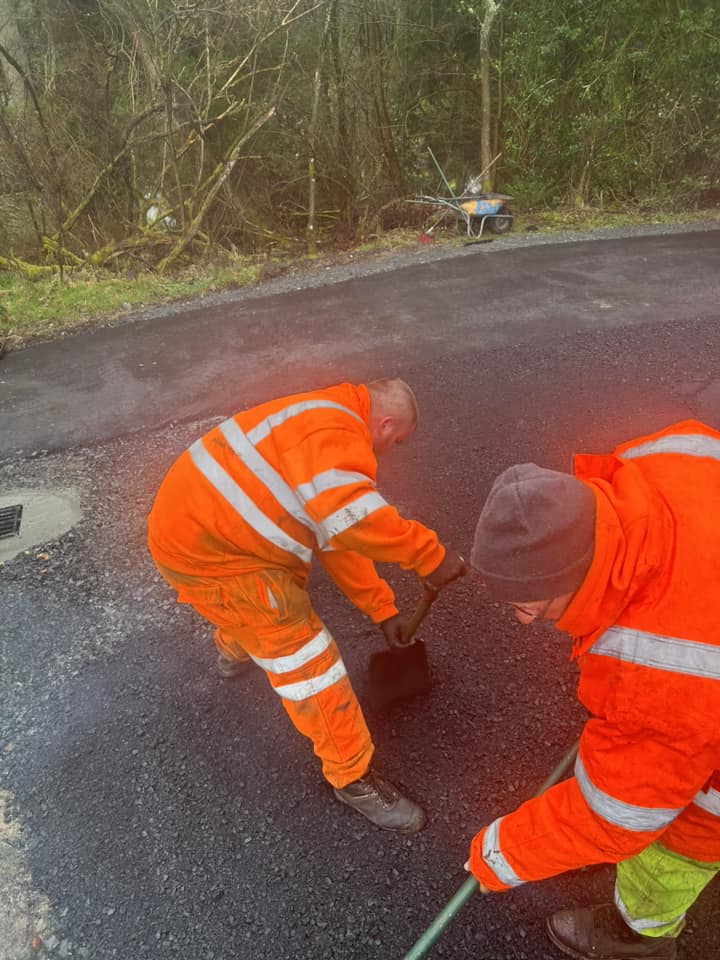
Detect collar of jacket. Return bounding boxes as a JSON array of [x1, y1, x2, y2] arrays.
[[355, 383, 371, 427], [554, 453, 674, 660]]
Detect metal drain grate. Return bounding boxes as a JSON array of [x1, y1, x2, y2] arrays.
[[0, 504, 23, 539]]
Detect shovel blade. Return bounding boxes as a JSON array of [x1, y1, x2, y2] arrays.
[[368, 641, 432, 710]]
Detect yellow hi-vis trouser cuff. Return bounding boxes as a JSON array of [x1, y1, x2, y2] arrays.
[[615, 841, 720, 939]]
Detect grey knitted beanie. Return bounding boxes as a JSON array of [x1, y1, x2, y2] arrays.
[[471, 463, 596, 602]]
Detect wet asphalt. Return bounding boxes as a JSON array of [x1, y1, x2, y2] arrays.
[[1, 225, 719, 960]]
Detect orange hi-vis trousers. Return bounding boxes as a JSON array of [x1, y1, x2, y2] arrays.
[[155, 562, 374, 789]]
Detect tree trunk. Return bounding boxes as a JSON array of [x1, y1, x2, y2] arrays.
[[364, 0, 405, 196], [307, 3, 333, 253], [330, 0, 355, 230], [479, 0, 500, 192], [0, 1, 30, 104]]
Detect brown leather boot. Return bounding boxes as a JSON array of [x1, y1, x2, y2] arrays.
[[333, 769, 426, 833], [546, 903, 677, 960]]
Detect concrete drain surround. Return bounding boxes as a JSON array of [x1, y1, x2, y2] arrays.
[[0, 488, 81, 563]]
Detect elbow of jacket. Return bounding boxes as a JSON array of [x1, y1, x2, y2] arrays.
[[593, 820, 659, 863]]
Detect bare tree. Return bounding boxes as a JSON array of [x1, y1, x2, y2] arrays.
[[0, 0, 321, 272]]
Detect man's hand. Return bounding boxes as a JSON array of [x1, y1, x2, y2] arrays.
[[380, 614, 412, 649], [424, 546, 467, 590]]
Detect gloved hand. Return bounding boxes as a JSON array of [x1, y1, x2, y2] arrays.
[[424, 546, 467, 591], [380, 614, 412, 650]]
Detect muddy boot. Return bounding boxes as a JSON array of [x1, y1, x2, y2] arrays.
[[333, 769, 426, 833], [546, 902, 678, 960], [216, 652, 252, 679]]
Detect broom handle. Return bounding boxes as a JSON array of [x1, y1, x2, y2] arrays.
[[402, 738, 580, 960], [400, 586, 441, 645]]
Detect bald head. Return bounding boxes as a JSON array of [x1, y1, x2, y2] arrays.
[[367, 378, 418, 455]]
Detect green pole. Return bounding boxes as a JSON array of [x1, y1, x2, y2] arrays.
[[401, 740, 580, 960], [403, 877, 479, 960]]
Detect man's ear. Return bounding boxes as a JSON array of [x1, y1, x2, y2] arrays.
[[378, 414, 394, 434]]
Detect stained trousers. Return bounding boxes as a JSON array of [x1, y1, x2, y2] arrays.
[[156, 562, 374, 788]]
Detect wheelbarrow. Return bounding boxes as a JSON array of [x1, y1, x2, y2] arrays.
[[408, 147, 514, 241]]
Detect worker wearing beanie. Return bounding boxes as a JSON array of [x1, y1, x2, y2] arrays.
[[466, 419, 720, 960]]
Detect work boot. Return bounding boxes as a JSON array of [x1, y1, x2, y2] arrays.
[[333, 768, 426, 833], [546, 902, 678, 960], [216, 652, 252, 679]]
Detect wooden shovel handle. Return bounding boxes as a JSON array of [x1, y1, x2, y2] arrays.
[[399, 585, 440, 646]]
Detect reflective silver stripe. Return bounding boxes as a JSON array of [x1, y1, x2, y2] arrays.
[[295, 468, 375, 505], [273, 659, 347, 702], [621, 433, 720, 462], [266, 587, 279, 612], [482, 817, 524, 888], [614, 889, 684, 933], [246, 400, 364, 446], [590, 626, 720, 681], [250, 627, 333, 675], [219, 417, 321, 538], [575, 755, 680, 832], [320, 491, 389, 541], [693, 786, 720, 817], [189, 439, 312, 562]]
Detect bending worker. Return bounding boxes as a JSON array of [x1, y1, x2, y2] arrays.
[[467, 419, 720, 960], [148, 378, 465, 833]]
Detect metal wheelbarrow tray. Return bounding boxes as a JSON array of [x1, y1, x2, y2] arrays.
[[408, 147, 514, 240]]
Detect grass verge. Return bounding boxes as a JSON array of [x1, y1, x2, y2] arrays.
[[1, 207, 717, 351], [0, 260, 261, 350]]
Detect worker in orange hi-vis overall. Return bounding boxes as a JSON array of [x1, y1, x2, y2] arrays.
[[467, 419, 720, 960], [148, 378, 466, 833]]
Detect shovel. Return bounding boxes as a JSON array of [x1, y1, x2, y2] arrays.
[[368, 585, 440, 710]]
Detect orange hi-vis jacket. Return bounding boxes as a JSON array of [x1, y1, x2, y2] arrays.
[[470, 420, 720, 891], [148, 383, 445, 624]]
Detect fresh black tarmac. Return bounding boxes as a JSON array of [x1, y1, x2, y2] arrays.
[[1, 226, 719, 960]]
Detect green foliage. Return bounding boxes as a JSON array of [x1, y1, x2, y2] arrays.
[[0, 0, 717, 266], [0, 260, 261, 342], [499, 0, 720, 205]]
